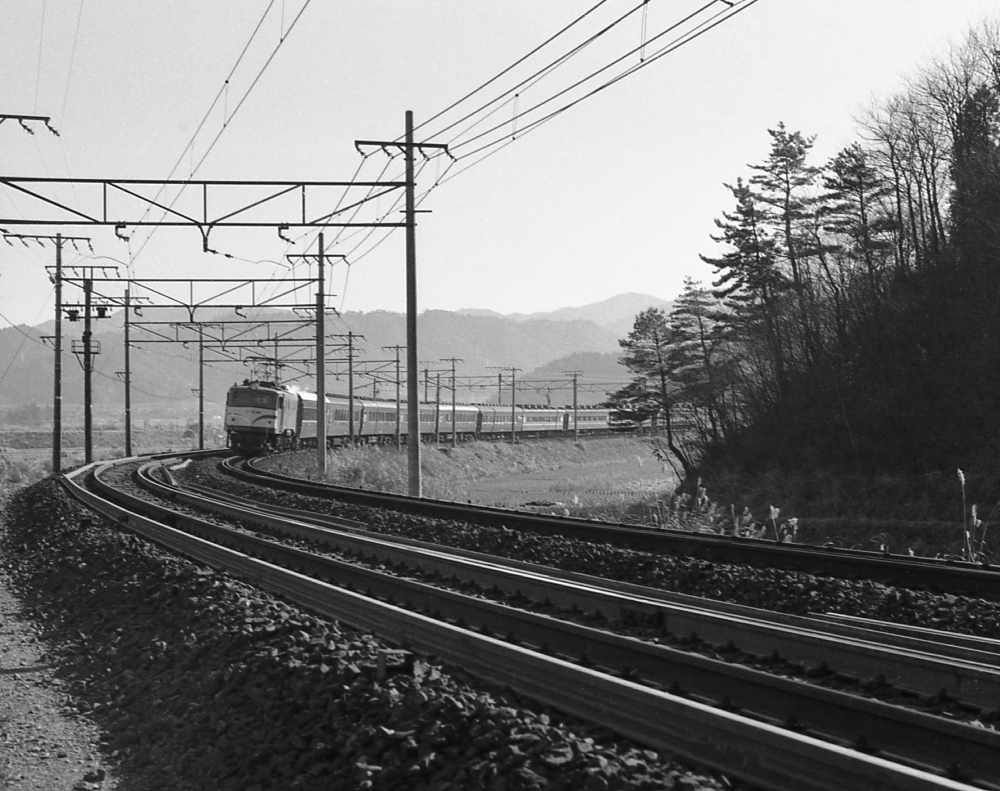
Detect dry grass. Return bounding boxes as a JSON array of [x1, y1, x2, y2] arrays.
[[261, 437, 680, 515]]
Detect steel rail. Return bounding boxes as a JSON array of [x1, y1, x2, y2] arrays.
[[157, 464, 1000, 709], [812, 613, 1000, 655], [62, 457, 986, 791], [230, 456, 1000, 598], [99, 458, 1000, 787]]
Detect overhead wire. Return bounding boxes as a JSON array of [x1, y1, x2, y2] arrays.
[[322, 0, 760, 281], [0, 287, 54, 388], [419, 0, 756, 190], [148, 1, 734, 321], [58, 0, 86, 125], [55, 0, 87, 225], [262, 0, 642, 308], [413, 0, 615, 137], [33, 0, 48, 115], [424, 0, 649, 146], [88, 0, 757, 326], [447, 0, 731, 159], [128, 0, 311, 264]]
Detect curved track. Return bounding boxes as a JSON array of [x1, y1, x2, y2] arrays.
[[228, 455, 1000, 599], [54, 451, 1000, 791]]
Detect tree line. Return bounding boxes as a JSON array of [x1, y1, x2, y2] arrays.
[[610, 19, 1000, 497]]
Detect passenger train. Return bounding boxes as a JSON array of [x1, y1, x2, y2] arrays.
[[224, 379, 615, 452]]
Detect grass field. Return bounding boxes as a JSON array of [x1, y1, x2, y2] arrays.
[[0, 427, 208, 496], [4, 425, 985, 559], [259, 436, 692, 525]]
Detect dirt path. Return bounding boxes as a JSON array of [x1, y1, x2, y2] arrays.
[[0, 572, 112, 791]]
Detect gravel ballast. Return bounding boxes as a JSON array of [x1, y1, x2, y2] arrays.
[[183, 461, 1000, 639], [1, 476, 741, 791]]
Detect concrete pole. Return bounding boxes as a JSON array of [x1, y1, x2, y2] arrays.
[[52, 235, 63, 473], [405, 110, 422, 496], [316, 232, 327, 473]]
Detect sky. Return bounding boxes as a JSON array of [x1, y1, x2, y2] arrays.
[[1, 0, 997, 332]]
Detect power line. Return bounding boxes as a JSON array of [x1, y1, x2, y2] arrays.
[[33, 1, 48, 115], [58, 0, 86, 125], [415, 0, 616, 138], [428, 0, 649, 147], [0, 288, 55, 389], [128, 0, 313, 264], [449, 0, 746, 160], [309, 0, 764, 281]]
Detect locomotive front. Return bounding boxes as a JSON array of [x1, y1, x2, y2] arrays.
[[225, 380, 289, 451]]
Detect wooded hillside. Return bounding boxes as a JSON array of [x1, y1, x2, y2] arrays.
[[613, 20, 1000, 523]]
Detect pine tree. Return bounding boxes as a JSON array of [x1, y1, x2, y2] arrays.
[[618, 307, 692, 478], [668, 278, 733, 445], [701, 178, 789, 405], [749, 122, 822, 365]]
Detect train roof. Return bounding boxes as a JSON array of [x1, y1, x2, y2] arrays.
[[231, 383, 611, 412]]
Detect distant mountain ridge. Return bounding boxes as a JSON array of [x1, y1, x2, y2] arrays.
[[0, 293, 670, 411], [456, 292, 673, 336]]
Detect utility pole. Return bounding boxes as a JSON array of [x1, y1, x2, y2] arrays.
[[83, 277, 94, 463], [198, 327, 205, 450], [330, 332, 361, 444], [440, 357, 463, 448], [419, 361, 441, 403], [180, 324, 211, 451], [54, 237, 63, 471], [434, 373, 442, 444], [383, 345, 405, 450], [60, 266, 115, 464], [317, 236, 326, 467], [356, 111, 450, 497], [564, 370, 583, 441], [121, 290, 133, 456], [288, 242, 346, 472], [489, 366, 521, 444], [6, 232, 91, 472], [509, 369, 520, 444]]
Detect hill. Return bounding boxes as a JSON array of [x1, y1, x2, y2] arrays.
[[458, 293, 672, 337], [0, 294, 665, 416], [520, 352, 628, 406]]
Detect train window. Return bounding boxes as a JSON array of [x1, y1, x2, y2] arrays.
[[230, 390, 278, 409]]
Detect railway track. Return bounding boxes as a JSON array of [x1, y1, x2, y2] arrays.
[[227, 455, 1000, 599], [57, 451, 1000, 791]]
